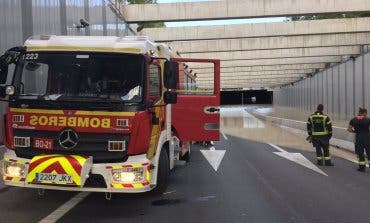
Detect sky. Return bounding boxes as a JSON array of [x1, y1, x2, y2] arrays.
[[156, 0, 287, 27]]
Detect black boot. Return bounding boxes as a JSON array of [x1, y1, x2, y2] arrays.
[[325, 160, 334, 166], [358, 165, 366, 172], [179, 151, 190, 162], [317, 160, 323, 166]]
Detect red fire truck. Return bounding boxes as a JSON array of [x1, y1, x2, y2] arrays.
[[0, 36, 220, 195]]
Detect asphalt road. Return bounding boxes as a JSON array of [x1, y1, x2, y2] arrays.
[[1, 110, 370, 222]]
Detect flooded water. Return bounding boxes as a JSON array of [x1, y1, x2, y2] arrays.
[[220, 106, 356, 162], [221, 107, 265, 129], [221, 106, 318, 151]]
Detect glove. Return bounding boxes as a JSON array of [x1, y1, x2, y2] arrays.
[[306, 135, 312, 143], [328, 133, 332, 139]]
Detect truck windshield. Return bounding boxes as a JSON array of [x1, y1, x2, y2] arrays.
[[13, 52, 145, 103]]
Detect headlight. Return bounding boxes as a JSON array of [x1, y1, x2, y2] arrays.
[[111, 167, 145, 183], [3, 161, 26, 178], [5, 86, 15, 96]]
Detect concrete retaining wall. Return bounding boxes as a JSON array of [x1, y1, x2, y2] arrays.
[[274, 51, 370, 120]]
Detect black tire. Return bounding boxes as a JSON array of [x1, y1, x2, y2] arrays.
[[152, 148, 170, 194]]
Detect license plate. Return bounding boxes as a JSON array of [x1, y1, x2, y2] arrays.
[[33, 138, 53, 150], [35, 173, 73, 184]]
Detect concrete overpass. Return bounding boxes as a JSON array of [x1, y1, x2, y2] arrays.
[[198, 73, 307, 79], [193, 64, 327, 82], [195, 64, 327, 72], [122, 1, 370, 89], [122, 0, 370, 22], [166, 33, 370, 53], [160, 27, 370, 88], [200, 78, 308, 89], [199, 80, 302, 89], [181, 46, 361, 61], [188, 56, 343, 68], [196, 69, 315, 75], [142, 17, 370, 42]]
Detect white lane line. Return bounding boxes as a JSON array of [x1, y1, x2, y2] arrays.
[[39, 192, 90, 223], [268, 143, 286, 153], [163, 190, 176, 195], [222, 133, 228, 140]]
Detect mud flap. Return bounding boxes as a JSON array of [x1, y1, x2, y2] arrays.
[[27, 155, 93, 187]]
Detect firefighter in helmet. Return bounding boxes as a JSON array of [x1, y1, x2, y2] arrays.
[[307, 104, 333, 166], [347, 107, 370, 172]]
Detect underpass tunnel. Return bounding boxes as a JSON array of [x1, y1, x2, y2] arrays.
[[1, 1, 370, 222], [1, 0, 369, 157], [221, 90, 273, 105]]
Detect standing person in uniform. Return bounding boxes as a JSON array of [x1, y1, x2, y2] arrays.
[[347, 108, 370, 172], [307, 104, 334, 166]]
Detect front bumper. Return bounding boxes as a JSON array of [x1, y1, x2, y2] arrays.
[[2, 150, 153, 193]]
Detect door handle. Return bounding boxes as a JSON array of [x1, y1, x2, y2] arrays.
[[204, 107, 220, 114]]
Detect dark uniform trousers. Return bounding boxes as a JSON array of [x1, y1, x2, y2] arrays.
[[349, 116, 370, 169], [355, 133, 370, 168], [312, 135, 330, 162]]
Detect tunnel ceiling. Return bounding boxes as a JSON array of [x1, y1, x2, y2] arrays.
[[121, 0, 370, 90]]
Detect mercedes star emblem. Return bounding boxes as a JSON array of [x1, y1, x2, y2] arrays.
[[58, 129, 79, 149]]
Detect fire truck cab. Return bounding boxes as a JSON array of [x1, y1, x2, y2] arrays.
[[0, 35, 220, 194]]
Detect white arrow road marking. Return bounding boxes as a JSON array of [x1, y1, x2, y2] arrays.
[[269, 144, 328, 177], [201, 146, 226, 172]]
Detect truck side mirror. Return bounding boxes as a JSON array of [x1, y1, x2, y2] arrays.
[[164, 61, 178, 89], [0, 58, 8, 85], [0, 86, 6, 98], [0, 85, 14, 98], [164, 91, 177, 104], [0, 46, 25, 85]]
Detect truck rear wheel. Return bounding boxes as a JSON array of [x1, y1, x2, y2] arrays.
[[152, 148, 170, 194]]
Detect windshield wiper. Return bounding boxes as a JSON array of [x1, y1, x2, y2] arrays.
[[15, 97, 64, 109], [57, 97, 120, 108], [17, 94, 44, 100]]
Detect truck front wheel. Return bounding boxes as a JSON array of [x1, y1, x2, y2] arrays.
[[152, 148, 170, 194]]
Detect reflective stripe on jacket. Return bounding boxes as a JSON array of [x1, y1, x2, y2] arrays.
[[307, 112, 332, 136]]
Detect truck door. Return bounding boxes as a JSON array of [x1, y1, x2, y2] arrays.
[[171, 58, 220, 141]]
